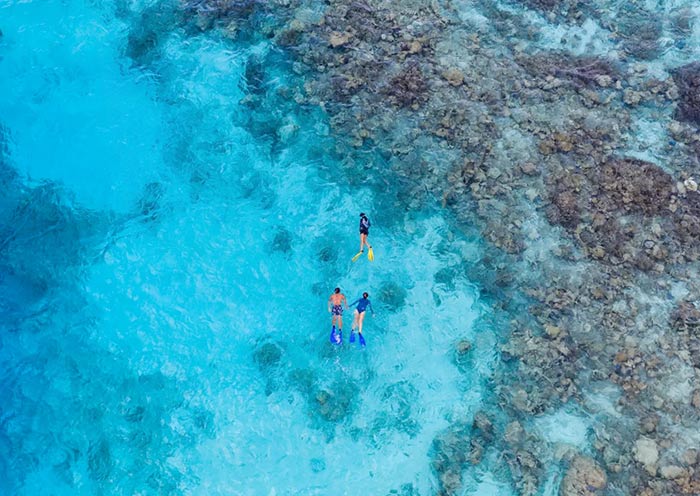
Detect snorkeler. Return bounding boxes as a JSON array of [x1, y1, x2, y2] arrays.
[[328, 287, 348, 345], [351, 213, 374, 262], [349, 292, 374, 347]]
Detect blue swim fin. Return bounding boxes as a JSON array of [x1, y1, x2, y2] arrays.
[[358, 333, 366, 347], [350, 330, 356, 343], [335, 330, 343, 345], [330, 326, 337, 344]]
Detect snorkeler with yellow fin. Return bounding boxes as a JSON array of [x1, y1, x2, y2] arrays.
[[351, 212, 374, 262]]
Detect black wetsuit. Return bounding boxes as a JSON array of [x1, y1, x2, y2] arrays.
[[359, 216, 371, 235]]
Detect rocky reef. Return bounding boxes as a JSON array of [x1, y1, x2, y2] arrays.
[[181, 0, 700, 493], [673, 61, 700, 126]]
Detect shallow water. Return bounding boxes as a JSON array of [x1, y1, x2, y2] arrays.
[[0, 1, 517, 494]]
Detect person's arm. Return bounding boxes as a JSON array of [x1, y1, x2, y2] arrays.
[[343, 296, 349, 309], [348, 299, 359, 307], [328, 296, 332, 312]]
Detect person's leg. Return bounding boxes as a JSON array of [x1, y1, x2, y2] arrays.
[[331, 309, 343, 343], [359, 233, 366, 251], [330, 313, 338, 343], [358, 311, 366, 334], [349, 310, 358, 342]]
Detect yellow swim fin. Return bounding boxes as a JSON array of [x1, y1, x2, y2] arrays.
[[351, 251, 363, 262], [368, 247, 374, 262]]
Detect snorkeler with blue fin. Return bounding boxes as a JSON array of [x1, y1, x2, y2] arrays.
[[328, 287, 348, 345], [351, 213, 374, 262], [348, 292, 374, 347]]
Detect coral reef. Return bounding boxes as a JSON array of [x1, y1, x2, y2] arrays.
[[164, 0, 700, 493]]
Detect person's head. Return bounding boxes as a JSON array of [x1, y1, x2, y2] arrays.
[[360, 212, 366, 218], [363, 292, 368, 298], [335, 287, 340, 294]]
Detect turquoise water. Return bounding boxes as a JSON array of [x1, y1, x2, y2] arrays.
[[0, 1, 525, 494]]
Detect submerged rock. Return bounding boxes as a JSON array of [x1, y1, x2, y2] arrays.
[[126, 2, 183, 64], [329, 31, 352, 48], [310, 457, 326, 473], [682, 449, 698, 466], [670, 302, 700, 331], [594, 158, 673, 216], [253, 342, 283, 369], [377, 280, 408, 311], [659, 464, 686, 480], [317, 245, 338, 263], [253, 341, 285, 394], [671, 8, 696, 36], [138, 182, 164, 220], [471, 411, 494, 442], [373, 381, 420, 438], [672, 62, 700, 126], [620, 17, 663, 60], [639, 414, 659, 434], [550, 190, 581, 229], [692, 389, 700, 409], [443, 67, 464, 87], [560, 455, 607, 496], [431, 421, 471, 494], [547, 156, 674, 265], [243, 55, 267, 95], [522, 0, 564, 10], [453, 339, 472, 372], [455, 339, 472, 354], [516, 52, 619, 90], [634, 437, 659, 475], [313, 380, 359, 423], [504, 421, 525, 446], [385, 63, 429, 107], [271, 227, 293, 253], [544, 324, 562, 339], [87, 437, 112, 482], [520, 162, 539, 175], [288, 368, 316, 395]]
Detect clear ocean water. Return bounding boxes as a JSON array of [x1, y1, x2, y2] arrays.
[[0, 0, 611, 494]]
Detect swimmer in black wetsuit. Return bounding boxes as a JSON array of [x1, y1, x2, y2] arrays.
[[358, 213, 372, 254], [349, 292, 374, 346]]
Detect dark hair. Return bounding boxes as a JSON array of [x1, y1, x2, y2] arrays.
[[360, 212, 366, 217], [363, 292, 368, 298], [335, 287, 340, 293]]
